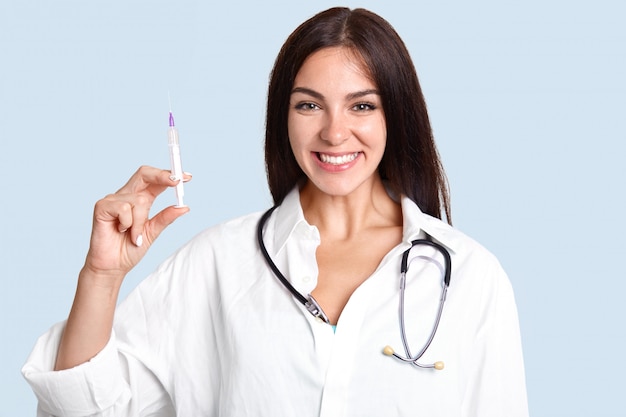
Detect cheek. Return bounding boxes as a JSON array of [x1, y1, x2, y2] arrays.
[[287, 112, 298, 148], [360, 117, 387, 149], [287, 121, 306, 169], [375, 117, 387, 149], [287, 115, 312, 154]]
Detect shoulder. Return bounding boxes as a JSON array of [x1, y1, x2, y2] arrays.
[[403, 198, 502, 268], [121, 210, 270, 310], [404, 203, 510, 294], [177, 210, 266, 255], [130, 210, 267, 291]]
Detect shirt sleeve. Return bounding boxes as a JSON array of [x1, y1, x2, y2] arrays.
[[461, 260, 529, 417], [21, 321, 174, 417]]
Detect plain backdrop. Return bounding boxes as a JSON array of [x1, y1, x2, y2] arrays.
[[1, 0, 624, 416]]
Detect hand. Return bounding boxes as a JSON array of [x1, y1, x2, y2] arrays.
[[83, 166, 191, 283], [54, 166, 191, 370]]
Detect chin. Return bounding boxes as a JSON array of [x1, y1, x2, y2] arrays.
[[307, 178, 374, 199]]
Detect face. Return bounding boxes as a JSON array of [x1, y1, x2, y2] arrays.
[[288, 47, 386, 198]]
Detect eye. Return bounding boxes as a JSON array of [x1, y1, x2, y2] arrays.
[[294, 102, 321, 111], [352, 102, 377, 111]]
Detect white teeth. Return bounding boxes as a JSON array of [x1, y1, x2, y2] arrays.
[[319, 152, 359, 165]]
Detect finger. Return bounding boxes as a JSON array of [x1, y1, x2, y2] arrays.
[[127, 194, 151, 247], [116, 202, 133, 233], [143, 205, 191, 244], [118, 166, 180, 195], [107, 167, 191, 246], [94, 194, 149, 247], [168, 171, 193, 184], [93, 196, 134, 233]]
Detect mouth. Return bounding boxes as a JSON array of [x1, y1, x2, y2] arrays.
[[317, 152, 360, 165]]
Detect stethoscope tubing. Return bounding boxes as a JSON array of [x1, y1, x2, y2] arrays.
[[257, 206, 307, 306], [396, 239, 451, 367], [257, 206, 452, 370], [257, 206, 330, 323]]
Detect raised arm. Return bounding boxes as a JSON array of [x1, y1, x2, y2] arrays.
[[54, 166, 191, 371]]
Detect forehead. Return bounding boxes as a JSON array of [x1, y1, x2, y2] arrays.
[[294, 47, 375, 88]]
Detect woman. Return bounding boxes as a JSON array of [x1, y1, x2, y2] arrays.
[[23, 7, 528, 416]]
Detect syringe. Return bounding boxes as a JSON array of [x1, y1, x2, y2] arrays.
[[168, 111, 185, 207]]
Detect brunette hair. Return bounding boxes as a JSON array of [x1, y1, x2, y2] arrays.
[[265, 7, 451, 223]]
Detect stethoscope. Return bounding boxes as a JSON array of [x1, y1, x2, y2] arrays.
[[257, 205, 451, 371]]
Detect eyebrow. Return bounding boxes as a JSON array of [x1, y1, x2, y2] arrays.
[[291, 87, 380, 101]]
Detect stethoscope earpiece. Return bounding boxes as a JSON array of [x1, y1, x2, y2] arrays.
[[382, 345, 445, 370], [382, 345, 395, 356]]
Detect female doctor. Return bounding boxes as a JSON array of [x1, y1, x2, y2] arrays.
[[23, 7, 528, 417]]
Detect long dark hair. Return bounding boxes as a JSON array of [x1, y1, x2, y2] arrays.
[[265, 7, 451, 223]]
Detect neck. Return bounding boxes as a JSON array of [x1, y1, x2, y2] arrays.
[[299, 177, 402, 240]]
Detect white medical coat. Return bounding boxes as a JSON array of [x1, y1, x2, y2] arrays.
[[23, 188, 529, 416]]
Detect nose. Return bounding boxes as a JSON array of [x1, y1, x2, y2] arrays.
[[320, 112, 350, 145]]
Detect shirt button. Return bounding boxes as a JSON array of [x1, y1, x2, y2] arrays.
[[302, 276, 312, 283]]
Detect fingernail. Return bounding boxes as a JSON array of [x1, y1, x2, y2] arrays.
[[183, 172, 193, 176], [135, 235, 143, 247], [169, 174, 179, 181]]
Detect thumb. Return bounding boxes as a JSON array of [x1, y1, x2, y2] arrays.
[[144, 205, 190, 244]]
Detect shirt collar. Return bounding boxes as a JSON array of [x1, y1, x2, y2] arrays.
[[269, 187, 460, 255], [399, 194, 460, 254], [271, 187, 316, 256]]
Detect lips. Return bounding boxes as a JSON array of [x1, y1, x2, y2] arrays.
[[317, 152, 360, 165]]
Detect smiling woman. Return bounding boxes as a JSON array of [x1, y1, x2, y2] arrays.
[[265, 8, 450, 222], [288, 48, 387, 194], [22, 7, 528, 417]]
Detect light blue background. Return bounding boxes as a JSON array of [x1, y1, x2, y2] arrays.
[[1, 0, 624, 415]]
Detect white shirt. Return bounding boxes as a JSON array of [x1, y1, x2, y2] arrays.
[[22, 188, 529, 417]]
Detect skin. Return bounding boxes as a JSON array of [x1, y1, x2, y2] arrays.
[[55, 167, 191, 371], [288, 47, 403, 324]]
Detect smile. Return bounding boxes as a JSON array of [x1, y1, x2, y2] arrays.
[[317, 152, 360, 165]]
